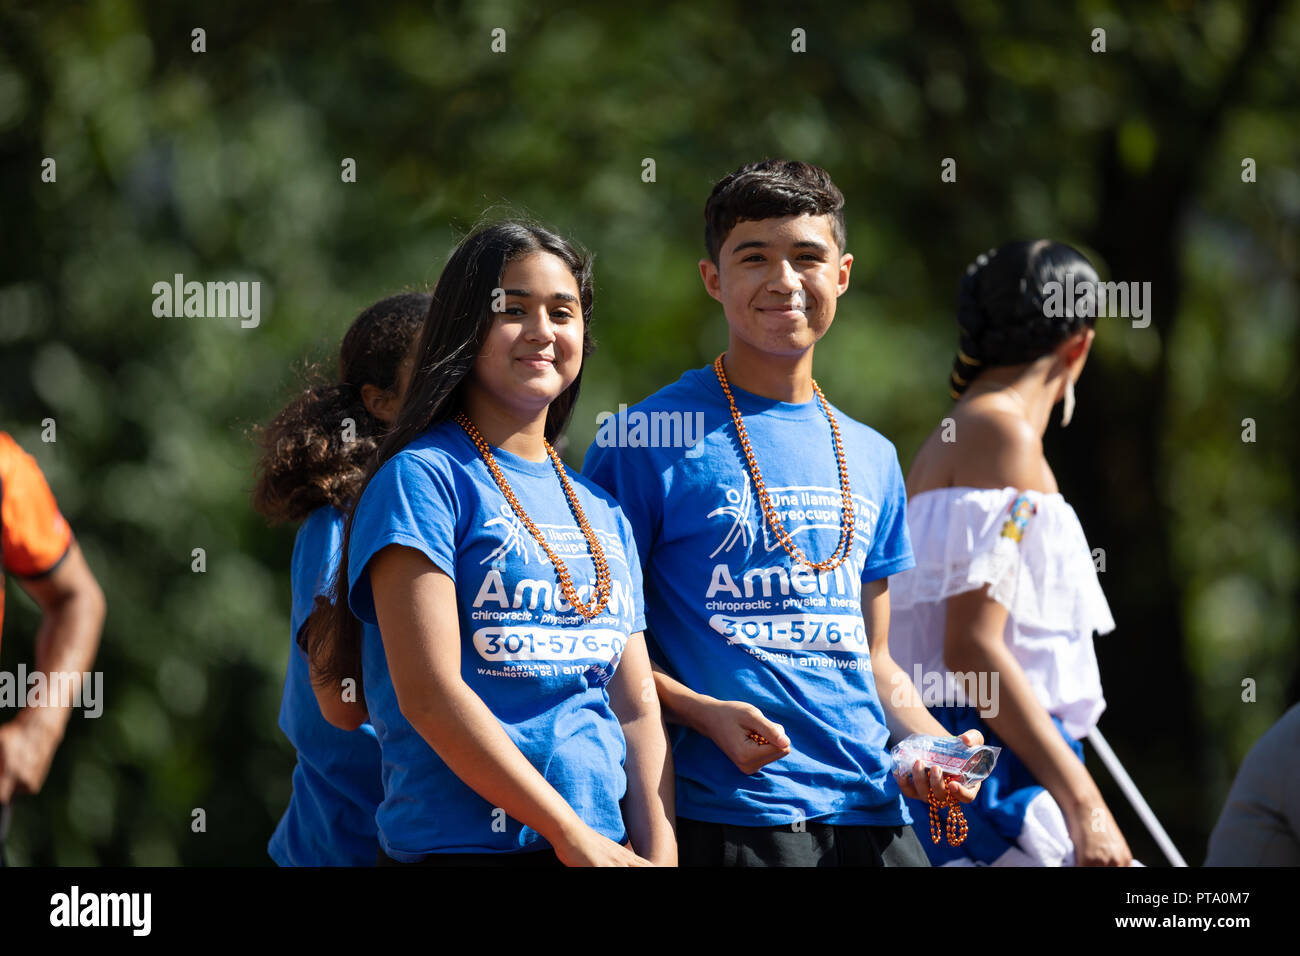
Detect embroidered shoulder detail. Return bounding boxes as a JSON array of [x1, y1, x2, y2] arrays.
[[999, 492, 1037, 543]]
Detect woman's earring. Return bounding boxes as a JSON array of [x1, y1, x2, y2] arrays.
[[1061, 378, 1076, 427]]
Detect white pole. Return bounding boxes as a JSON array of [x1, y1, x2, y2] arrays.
[[1087, 726, 1187, 867]]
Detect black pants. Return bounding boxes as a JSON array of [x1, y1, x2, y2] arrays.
[[675, 816, 932, 867], [377, 847, 564, 867]]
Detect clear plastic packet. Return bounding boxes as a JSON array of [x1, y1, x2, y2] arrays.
[[891, 733, 1002, 786]]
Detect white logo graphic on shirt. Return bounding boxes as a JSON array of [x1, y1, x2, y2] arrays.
[[699, 480, 887, 666], [707, 480, 880, 558], [706, 481, 754, 557], [481, 506, 530, 564], [479, 506, 628, 567]]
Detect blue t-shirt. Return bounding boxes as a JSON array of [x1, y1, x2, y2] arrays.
[[269, 505, 384, 866], [582, 365, 916, 827], [347, 419, 646, 859]]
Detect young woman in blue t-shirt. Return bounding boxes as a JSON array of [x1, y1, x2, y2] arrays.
[[307, 221, 676, 866], [251, 292, 425, 865]]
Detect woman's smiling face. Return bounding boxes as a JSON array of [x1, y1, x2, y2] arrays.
[[467, 250, 585, 424]]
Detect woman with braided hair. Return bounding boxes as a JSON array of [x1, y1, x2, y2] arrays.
[[889, 240, 1134, 865]]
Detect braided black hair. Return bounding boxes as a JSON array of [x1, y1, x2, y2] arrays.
[[949, 240, 1100, 399]]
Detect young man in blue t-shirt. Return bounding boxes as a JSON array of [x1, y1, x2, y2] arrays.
[[582, 159, 984, 866]]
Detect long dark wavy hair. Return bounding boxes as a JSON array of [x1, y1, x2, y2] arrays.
[[306, 220, 595, 699], [250, 293, 428, 524]]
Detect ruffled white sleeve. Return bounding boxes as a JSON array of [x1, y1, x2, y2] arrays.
[[889, 487, 1114, 739], [891, 487, 1114, 637]]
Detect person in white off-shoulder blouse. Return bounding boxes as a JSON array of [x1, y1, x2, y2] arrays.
[[888, 240, 1134, 866]]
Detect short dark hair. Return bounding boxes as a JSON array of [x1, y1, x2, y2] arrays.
[[703, 159, 847, 264]]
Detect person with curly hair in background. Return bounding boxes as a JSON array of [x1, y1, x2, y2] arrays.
[[251, 292, 425, 866]]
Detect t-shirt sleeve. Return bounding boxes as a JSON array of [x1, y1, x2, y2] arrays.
[[289, 507, 345, 648], [347, 452, 459, 627], [0, 433, 73, 578], [580, 435, 663, 574], [862, 441, 915, 582], [615, 508, 647, 633]]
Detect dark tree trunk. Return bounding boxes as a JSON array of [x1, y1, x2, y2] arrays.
[[1054, 0, 1288, 862]]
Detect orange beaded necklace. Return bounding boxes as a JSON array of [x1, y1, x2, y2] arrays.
[[928, 783, 969, 847], [455, 412, 611, 619], [712, 354, 855, 572]]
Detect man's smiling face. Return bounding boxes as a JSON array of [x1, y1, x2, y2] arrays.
[[699, 213, 853, 359]]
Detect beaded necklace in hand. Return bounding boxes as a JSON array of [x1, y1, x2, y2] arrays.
[[712, 354, 855, 572], [928, 782, 969, 847], [455, 412, 611, 619]]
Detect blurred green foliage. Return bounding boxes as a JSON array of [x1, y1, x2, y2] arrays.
[[0, 0, 1295, 865]]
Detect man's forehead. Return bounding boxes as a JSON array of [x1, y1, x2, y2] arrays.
[[725, 213, 836, 250]]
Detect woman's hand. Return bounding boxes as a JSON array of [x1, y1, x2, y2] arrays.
[[552, 825, 655, 867], [1066, 801, 1133, 866], [695, 698, 792, 775], [893, 729, 984, 805]]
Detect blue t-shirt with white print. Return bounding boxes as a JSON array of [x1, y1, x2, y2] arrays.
[[269, 505, 384, 866], [347, 418, 646, 860], [582, 365, 916, 828]]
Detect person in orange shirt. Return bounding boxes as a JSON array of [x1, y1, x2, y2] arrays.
[[0, 432, 105, 863]]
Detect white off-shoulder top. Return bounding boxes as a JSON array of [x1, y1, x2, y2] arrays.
[[889, 486, 1116, 740]]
